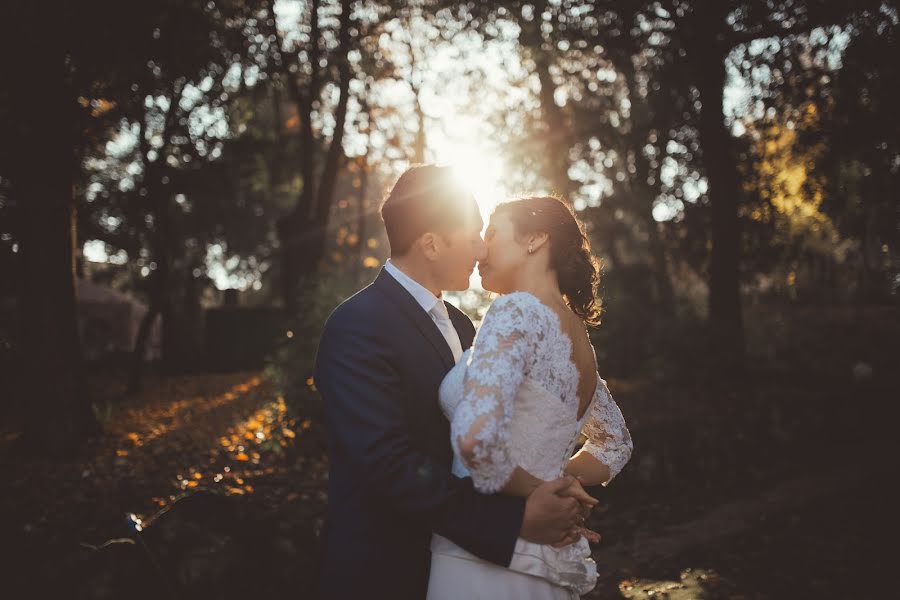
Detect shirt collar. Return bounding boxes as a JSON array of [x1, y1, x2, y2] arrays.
[[384, 258, 443, 314]]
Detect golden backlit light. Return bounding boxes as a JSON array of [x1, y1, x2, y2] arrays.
[[429, 139, 509, 292], [432, 141, 507, 221]]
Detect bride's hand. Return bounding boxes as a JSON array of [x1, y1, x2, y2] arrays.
[[558, 475, 598, 509], [553, 477, 602, 548], [558, 475, 599, 545]]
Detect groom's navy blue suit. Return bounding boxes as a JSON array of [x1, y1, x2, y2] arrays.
[[314, 268, 525, 599]]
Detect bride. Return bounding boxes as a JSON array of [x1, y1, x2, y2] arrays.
[[427, 196, 633, 599]]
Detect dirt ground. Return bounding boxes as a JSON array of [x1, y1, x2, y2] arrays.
[[2, 310, 897, 599]]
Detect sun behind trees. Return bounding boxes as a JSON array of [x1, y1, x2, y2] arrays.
[[0, 1, 897, 598]]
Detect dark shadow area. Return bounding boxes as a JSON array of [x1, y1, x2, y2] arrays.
[[1, 0, 897, 598]]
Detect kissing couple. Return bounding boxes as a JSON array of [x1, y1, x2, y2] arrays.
[[314, 164, 633, 599]]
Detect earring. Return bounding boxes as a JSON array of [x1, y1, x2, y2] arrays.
[[528, 244, 533, 254]]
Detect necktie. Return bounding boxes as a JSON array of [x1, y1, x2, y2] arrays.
[[430, 301, 464, 363]]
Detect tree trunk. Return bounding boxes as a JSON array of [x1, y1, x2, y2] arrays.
[[861, 201, 886, 302], [153, 192, 179, 370], [12, 36, 99, 451], [639, 187, 677, 310], [280, 0, 321, 315], [356, 157, 369, 285], [615, 4, 676, 314], [280, 0, 352, 315], [520, 0, 574, 198], [534, 57, 573, 197], [692, 41, 745, 364], [407, 38, 426, 164], [128, 302, 160, 394], [181, 258, 206, 368]]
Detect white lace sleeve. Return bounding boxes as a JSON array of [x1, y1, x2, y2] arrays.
[[581, 378, 633, 485], [450, 293, 544, 493]]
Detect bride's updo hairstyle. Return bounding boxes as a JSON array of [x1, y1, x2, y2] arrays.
[[493, 196, 602, 326]]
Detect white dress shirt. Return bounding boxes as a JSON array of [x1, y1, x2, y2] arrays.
[[383, 259, 464, 363]]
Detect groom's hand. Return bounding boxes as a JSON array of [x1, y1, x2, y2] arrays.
[[520, 475, 586, 546]]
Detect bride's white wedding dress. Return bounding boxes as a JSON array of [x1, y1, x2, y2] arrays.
[[427, 292, 633, 599]]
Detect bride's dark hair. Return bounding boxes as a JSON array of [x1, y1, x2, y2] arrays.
[[493, 196, 602, 326]]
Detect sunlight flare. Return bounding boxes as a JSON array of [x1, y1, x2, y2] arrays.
[[432, 140, 507, 220]]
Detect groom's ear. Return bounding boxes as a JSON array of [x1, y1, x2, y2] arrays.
[[419, 232, 441, 260]]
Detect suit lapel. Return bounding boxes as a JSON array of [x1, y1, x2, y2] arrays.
[[373, 268, 456, 371]]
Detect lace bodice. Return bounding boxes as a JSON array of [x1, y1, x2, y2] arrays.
[[433, 292, 633, 595], [438, 291, 633, 493]]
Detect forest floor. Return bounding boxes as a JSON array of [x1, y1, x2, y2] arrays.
[[587, 441, 893, 599], [1, 306, 897, 599]]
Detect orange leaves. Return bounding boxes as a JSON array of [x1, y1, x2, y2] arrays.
[[77, 96, 117, 118], [91, 99, 116, 118], [27, 370, 328, 541], [284, 115, 300, 131]]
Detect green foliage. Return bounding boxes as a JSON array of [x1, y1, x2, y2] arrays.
[[265, 270, 368, 413]]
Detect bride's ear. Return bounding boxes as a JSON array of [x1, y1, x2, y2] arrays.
[[527, 232, 549, 254]]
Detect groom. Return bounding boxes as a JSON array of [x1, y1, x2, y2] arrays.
[[314, 165, 587, 600]]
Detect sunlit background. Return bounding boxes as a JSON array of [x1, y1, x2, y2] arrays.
[[1, 1, 897, 598], [77, 0, 850, 298]]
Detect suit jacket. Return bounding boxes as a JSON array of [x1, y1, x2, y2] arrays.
[[313, 268, 525, 600]]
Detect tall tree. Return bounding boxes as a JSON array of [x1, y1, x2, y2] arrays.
[[0, 0, 261, 448], [814, 9, 899, 301], [654, 0, 883, 362], [1, 12, 97, 449], [74, 1, 272, 390], [273, 0, 356, 314], [574, 0, 691, 312]]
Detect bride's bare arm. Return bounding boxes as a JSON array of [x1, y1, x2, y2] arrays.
[[498, 464, 599, 515], [564, 450, 612, 487], [498, 466, 543, 497]]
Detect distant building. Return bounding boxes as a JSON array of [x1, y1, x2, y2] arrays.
[[76, 278, 160, 361]]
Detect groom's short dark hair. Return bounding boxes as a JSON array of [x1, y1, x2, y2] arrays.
[[380, 164, 477, 256]]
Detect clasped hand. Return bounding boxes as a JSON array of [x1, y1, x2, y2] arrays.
[[520, 475, 601, 547]]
